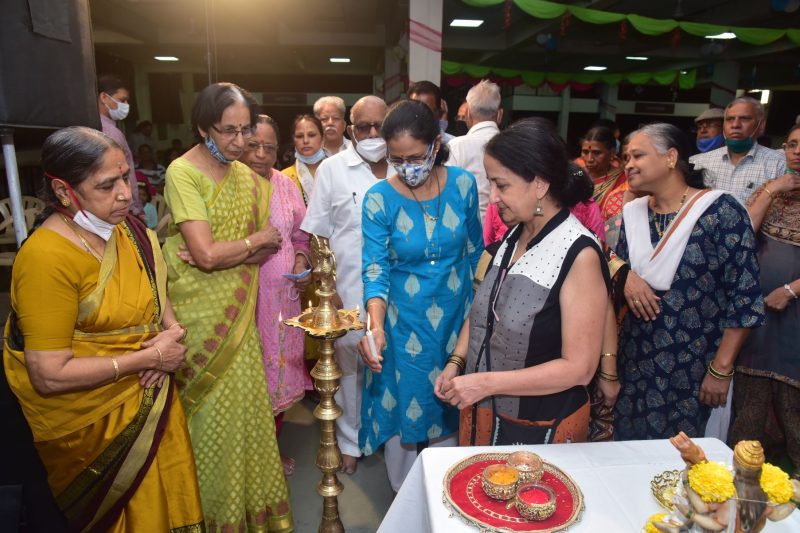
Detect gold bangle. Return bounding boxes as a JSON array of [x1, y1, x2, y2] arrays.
[[708, 362, 734, 380], [763, 186, 774, 198], [598, 371, 618, 382], [155, 345, 164, 371], [111, 357, 120, 382], [244, 237, 253, 254], [601, 353, 617, 358]]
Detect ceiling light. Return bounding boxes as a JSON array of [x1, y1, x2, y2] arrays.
[[329, 57, 351, 63], [154, 56, 179, 61], [705, 32, 736, 39], [625, 56, 648, 61], [450, 19, 484, 28], [584, 66, 607, 71]]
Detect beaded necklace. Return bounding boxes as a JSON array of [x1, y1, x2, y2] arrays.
[[650, 186, 690, 239]]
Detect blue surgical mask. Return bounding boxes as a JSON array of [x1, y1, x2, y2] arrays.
[[696, 134, 724, 153], [204, 135, 234, 164], [295, 148, 326, 165], [724, 136, 754, 154]]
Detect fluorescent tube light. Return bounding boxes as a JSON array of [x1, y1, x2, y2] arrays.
[[450, 19, 484, 28]]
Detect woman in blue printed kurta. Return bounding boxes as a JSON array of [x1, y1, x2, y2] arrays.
[[610, 123, 764, 441], [358, 100, 483, 491]]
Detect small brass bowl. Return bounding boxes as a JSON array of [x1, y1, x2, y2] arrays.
[[515, 482, 557, 521], [481, 464, 519, 500], [507, 451, 544, 483]]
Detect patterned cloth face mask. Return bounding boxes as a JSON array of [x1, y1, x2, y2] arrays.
[[393, 143, 435, 188]]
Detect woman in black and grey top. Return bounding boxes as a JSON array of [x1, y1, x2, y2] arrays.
[[435, 118, 616, 446]]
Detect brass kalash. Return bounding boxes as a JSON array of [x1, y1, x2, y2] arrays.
[[284, 235, 362, 533]]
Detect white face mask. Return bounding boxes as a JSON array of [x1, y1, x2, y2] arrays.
[[355, 137, 387, 163], [72, 208, 117, 242], [105, 94, 130, 121]]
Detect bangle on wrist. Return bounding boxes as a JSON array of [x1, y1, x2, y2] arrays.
[[707, 362, 734, 380], [763, 185, 774, 198], [111, 357, 120, 382], [155, 345, 164, 371], [784, 283, 798, 300], [601, 353, 617, 359], [598, 370, 618, 382], [446, 355, 466, 374], [244, 237, 253, 255]]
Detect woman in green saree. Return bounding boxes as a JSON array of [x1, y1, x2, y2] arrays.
[[163, 83, 292, 532]]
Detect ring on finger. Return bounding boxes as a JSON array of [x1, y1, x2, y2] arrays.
[[632, 298, 640, 305]]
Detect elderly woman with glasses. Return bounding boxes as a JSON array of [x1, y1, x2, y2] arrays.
[[731, 125, 800, 480], [358, 99, 483, 491], [162, 83, 292, 531], [241, 114, 313, 477]]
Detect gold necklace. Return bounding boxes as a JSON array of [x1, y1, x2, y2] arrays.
[[60, 214, 103, 262], [408, 168, 441, 222], [651, 186, 690, 238]]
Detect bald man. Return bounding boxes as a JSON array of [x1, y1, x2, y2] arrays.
[[300, 95, 389, 474]]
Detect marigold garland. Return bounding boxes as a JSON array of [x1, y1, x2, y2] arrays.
[[760, 463, 793, 505], [645, 512, 667, 533], [687, 461, 735, 503]]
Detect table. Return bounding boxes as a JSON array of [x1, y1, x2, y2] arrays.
[[378, 438, 800, 532]]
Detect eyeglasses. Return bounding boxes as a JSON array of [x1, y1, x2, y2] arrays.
[[352, 122, 382, 135], [783, 141, 799, 151], [245, 141, 278, 153], [210, 124, 255, 140], [387, 143, 433, 167], [319, 115, 344, 123]]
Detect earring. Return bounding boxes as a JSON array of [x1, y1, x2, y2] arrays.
[[534, 198, 544, 216], [60, 197, 70, 207]]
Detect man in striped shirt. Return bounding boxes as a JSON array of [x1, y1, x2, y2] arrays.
[[690, 97, 785, 205]]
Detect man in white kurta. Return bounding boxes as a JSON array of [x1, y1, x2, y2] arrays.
[[300, 95, 389, 473], [446, 80, 504, 224]]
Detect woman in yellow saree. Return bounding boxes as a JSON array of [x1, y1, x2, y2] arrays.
[[163, 83, 292, 532], [3, 126, 203, 532]]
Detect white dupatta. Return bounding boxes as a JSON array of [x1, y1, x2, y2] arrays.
[[623, 189, 725, 291], [295, 160, 315, 204]]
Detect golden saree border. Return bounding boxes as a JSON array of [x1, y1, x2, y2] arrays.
[[56, 386, 155, 523], [80, 378, 170, 532], [77, 231, 118, 323], [171, 522, 205, 533], [179, 266, 259, 417], [268, 514, 293, 533]]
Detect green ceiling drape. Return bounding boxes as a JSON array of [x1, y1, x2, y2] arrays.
[[441, 60, 697, 89], [461, 0, 800, 45]]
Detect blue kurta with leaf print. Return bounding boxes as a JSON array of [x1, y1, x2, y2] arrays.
[[359, 166, 484, 453]]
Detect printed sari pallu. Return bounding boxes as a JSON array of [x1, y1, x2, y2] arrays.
[[164, 159, 292, 532]]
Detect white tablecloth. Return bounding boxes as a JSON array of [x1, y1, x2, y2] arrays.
[[378, 438, 800, 532]]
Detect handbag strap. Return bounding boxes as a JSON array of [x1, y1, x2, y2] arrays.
[[469, 225, 523, 445]]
